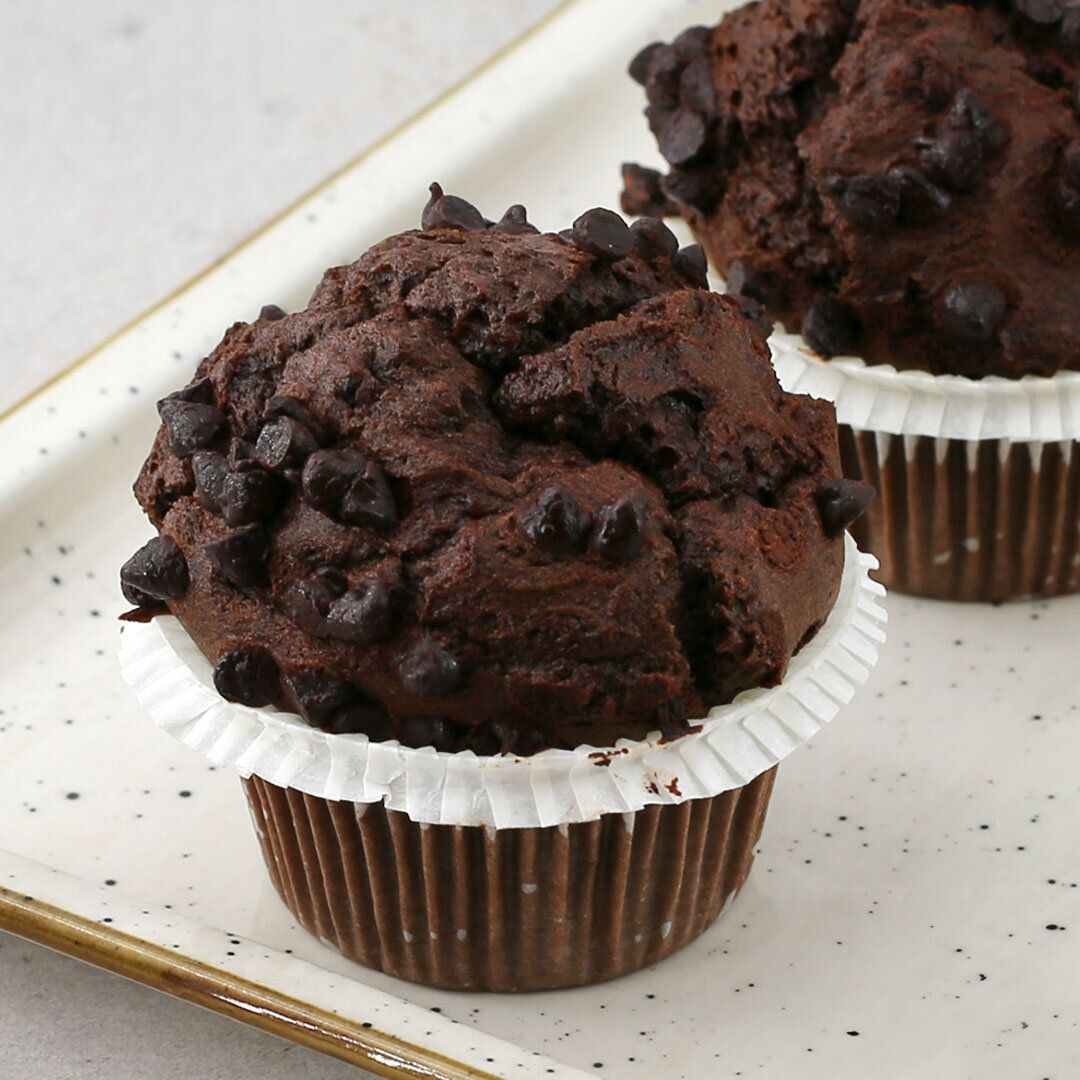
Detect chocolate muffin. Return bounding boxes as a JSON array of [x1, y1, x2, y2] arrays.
[[624, 0, 1080, 378], [122, 186, 861, 754]]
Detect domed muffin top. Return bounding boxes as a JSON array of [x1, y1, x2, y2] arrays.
[[123, 187, 860, 755], [624, 0, 1080, 378]]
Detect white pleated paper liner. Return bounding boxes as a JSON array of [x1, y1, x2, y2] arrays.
[[118, 535, 886, 830], [770, 331, 1080, 444]]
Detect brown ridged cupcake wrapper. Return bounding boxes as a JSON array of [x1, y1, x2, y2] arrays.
[[242, 768, 776, 991], [841, 427, 1080, 602]]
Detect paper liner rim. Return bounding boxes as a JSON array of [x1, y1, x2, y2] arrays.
[[118, 536, 885, 828]]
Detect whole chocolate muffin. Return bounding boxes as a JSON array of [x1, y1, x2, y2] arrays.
[[624, 0, 1080, 378], [122, 187, 862, 754]]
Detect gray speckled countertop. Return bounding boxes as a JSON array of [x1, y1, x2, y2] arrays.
[[0, 3, 557, 1076]]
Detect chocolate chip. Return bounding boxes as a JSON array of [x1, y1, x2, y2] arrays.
[[658, 107, 707, 166], [1015, 0, 1063, 24], [301, 449, 396, 529], [673, 24, 712, 59], [570, 208, 633, 260], [620, 163, 679, 218], [938, 279, 1007, 341], [518, 486, 591, 556], [219, 467, 283, 526], [946, 89, 1008, 156], [204, 525, 269, 588], [888, 165, 952, 225], [457, 723, 503, 756], [284, 669, 356, 725], [591, 496, 646, 561], [323, 701, 393, 739], [725, 260, 779, 311], [628, 41, 664, 85], [924, 129, 983, 191], [400, 639, 462, 696], [732, 295, 773, 335], [662, 168, 715, 213], [120, 536, 189, 605], [679, 58, 717, 116], [421, 182, 487, 232], [264, 395, 328, 442], [491, 721, 551, 756], [630, 216, 679, 260], [229, 438, 257, 466], [557, 228, 575, 244], [831, 174, 901, 232], [492, 204, 538, 235], [673, 244, 709, 287], [159, 377, 214, 407], [285, 567, 347, 635], [258, 304, 286, 321], [213, 646, 280, 707], [255, 415, 318, 471], [801, 297, 859, 358], [158, 400, 226, 457], [643, 45, 683, 109], [816, 478, 875, 537], [399, 716, 455, 752], [325, 579, 394, 644], [192, 451, 229, 510]]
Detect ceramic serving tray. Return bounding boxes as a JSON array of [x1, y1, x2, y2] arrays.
[[2, 0, 1078, 1075]]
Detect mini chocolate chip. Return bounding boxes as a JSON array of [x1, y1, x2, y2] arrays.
[[939, 279, 1007, 341], [159, 377, 214, 407], [219, 467, 284, 526], [213, 646, 280, 707], [946, 89, 1008, 156], [816, 478, 875, 537], [285, 568, 347, 635], [630, 216, 679, 260], [204, 525, 269, 588], [518, 486, 591, 556], [421, 182, 487, 232], [284, 669, 356, 726], [888, 165, 952, 224], [628, 41, 664, 85], [192, 451, 229, 510], [673, 244, 709, 287], [255, 415, 318, 471], [831, 174, 901, 232], [400, 639, 462, 697], [492, 204, 538, 235], [1015, 0, 1063, 24], [158, 400, 226, 457], [120, 536, 189, 605], [673, 24, 712, 58], [679, 57, 717, 115], [644, 45, 683, 109], [570, 208, 633, 260], [323, 701, 393, 739], [325, 579, 394, 644], [301, 449, 397, 529], [801, 297, 859, 358], [591, 496, 646, 561], [399, 716, 455, 752], [924, 129, 983, 191], [620, 163, 679, 218], [658, 107, 708, 167], [258, 304, 286, 321]]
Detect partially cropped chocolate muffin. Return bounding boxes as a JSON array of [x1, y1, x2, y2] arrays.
[[122, 186, 863, 754], [624, 0, 1080, 378]]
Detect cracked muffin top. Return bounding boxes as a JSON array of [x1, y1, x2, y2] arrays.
[[623, 0, 1080, 378], [121, 187, 866, 755]]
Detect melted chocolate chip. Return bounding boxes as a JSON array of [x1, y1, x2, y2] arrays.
[[831, 174, 901, 232], [1015, 0, 1063, 24], [570, 208, 633, 260], [629, 216, 679, 260], [325, 579, 394, 644], [591, 496, 646, 561], [204, 525, 269, 588], [284, 669, 356, 725], [400, 639, 462, 697], [673, 244, 709, 287], [816, 478, 875, 537], [399, 716, 455, 752], [259, 304, 286, 321], [213, 646, 280, 707], [158, 400, 226, 457], [924, 129, 983, 192], [658, 107, 707, 167], [323, 701, 393, 739], [888, 165, 952, 225], [421, 182, 487, 232], [120, 536, 189, 605], [192, 451, 229, 510], [620, 163, 679, 218], [219, 466, 284, 526], [492, 204, 539, 235], [518, 486, 591, 556], [301, 449, 397, 529], [628, 41, 663, 86], [801, 297, 859, 358], [939, 279, 1007, 341], [255, 415, 318, 471]]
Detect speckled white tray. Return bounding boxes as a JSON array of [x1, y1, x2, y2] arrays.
[[1, 0, 1078, 1076]]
